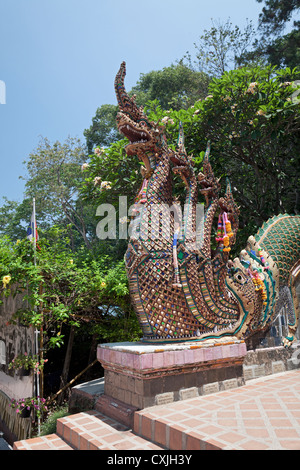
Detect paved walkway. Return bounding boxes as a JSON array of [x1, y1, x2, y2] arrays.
[[13, 369, 300, 450], [135, 369, 300, 450]]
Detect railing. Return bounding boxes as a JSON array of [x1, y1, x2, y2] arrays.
[[0, 390, 32, 441]]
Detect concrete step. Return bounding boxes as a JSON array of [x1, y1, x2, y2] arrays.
[[14, 409, 164, 450]]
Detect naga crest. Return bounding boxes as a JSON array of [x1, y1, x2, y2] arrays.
[[114, 62, 300, 347], [115, 62, 166, 167]]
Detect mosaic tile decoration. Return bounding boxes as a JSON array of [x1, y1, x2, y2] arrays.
[[114, 62, 300, 346]]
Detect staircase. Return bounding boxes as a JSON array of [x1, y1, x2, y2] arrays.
[[13, 408, 164, 450], [13, 368, 300, 450]]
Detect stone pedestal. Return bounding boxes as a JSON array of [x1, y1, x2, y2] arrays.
[[97, 338, 247, 421]]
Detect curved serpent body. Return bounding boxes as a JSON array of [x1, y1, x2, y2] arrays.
[[115, 62, 300, 346]]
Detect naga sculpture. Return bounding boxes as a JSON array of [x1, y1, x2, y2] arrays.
[[115, 61, 300, 347]]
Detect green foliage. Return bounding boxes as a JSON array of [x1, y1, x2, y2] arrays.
[[10, 396, 48, 418], [81, 140, 140, 208], [21, 136, 96, 250], [0, 198, 32, 242], [39, 403, 70, 436], [264, 29, 300, 68], [92, 64, 299, 254], [131, 63, 210, 110], [184, 19, 257, 77], [257, 0, 300, 35], [83, 104, 121, 154], [0, 228, 141, 353], [251, 0, 300, 68], [83, 64, 210, 153]]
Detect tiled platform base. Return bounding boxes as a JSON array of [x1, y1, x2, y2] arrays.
[[134, 369, 300, 450], [96, 339, 247, 412], [13, 370, 300, 450]]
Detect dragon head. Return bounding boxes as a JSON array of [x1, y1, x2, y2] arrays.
[[226, 253, 267, 339], [171, 122, 195, 184], [115, 62, 167, 168], [197, 143, 221, 207], [218, 178, 240, 245]]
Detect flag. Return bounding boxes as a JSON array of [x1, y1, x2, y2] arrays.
[[27, 209, 40, 250], [27, 211, 39, 242]]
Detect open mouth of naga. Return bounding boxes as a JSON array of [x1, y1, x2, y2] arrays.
[[118, 122, 151, 147]]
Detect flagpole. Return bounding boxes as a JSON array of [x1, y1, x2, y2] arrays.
[[33, 197, 37, 267], [32, 197, 41, 435]]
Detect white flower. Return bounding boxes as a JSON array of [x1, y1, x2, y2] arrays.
[[100, 181, 112, 190], [93, 176, 102, 186], [81, 163, 89, 171], [94, 147, 105, 155], [161, 116, 169, 123], [246, 82, 258, 94], [256, 109, 266, 116], [229, 131, 240, 139]]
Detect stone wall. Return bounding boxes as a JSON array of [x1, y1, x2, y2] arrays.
[[0, 286, 34, 400]]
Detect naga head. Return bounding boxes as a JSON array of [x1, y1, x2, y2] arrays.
[[171, 122, 195, 184], [225, 244, 270, 339], [197, 143, 221, 207], [218, 179, 240, 245], [115, 62, 167, 165]]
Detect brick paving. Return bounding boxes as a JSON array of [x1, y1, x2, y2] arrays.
[[135, 369, 300, 450], [13, 369, 300, 450]]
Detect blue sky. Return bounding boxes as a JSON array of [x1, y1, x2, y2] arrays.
[[0, 0, 265, 204]]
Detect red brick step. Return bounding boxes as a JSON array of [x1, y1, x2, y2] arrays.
[[14, 409, 164, 450], [13, 433, 73, 450]]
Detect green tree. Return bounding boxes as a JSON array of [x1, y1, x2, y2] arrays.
[[0, 197, 32, 241], [131, 63, 210, 110], [257, 0, 300, 35], [83, 104, 121, 154], [264, 29, 300, 68], [80, 139, 142, 261], [144, 65, 300, 250], [184, 19, 257, 77], [21, 136, 98, 250], [84, 64, 210, 152], [247, 0, 300, 68], [0, 229, 141, 404]]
